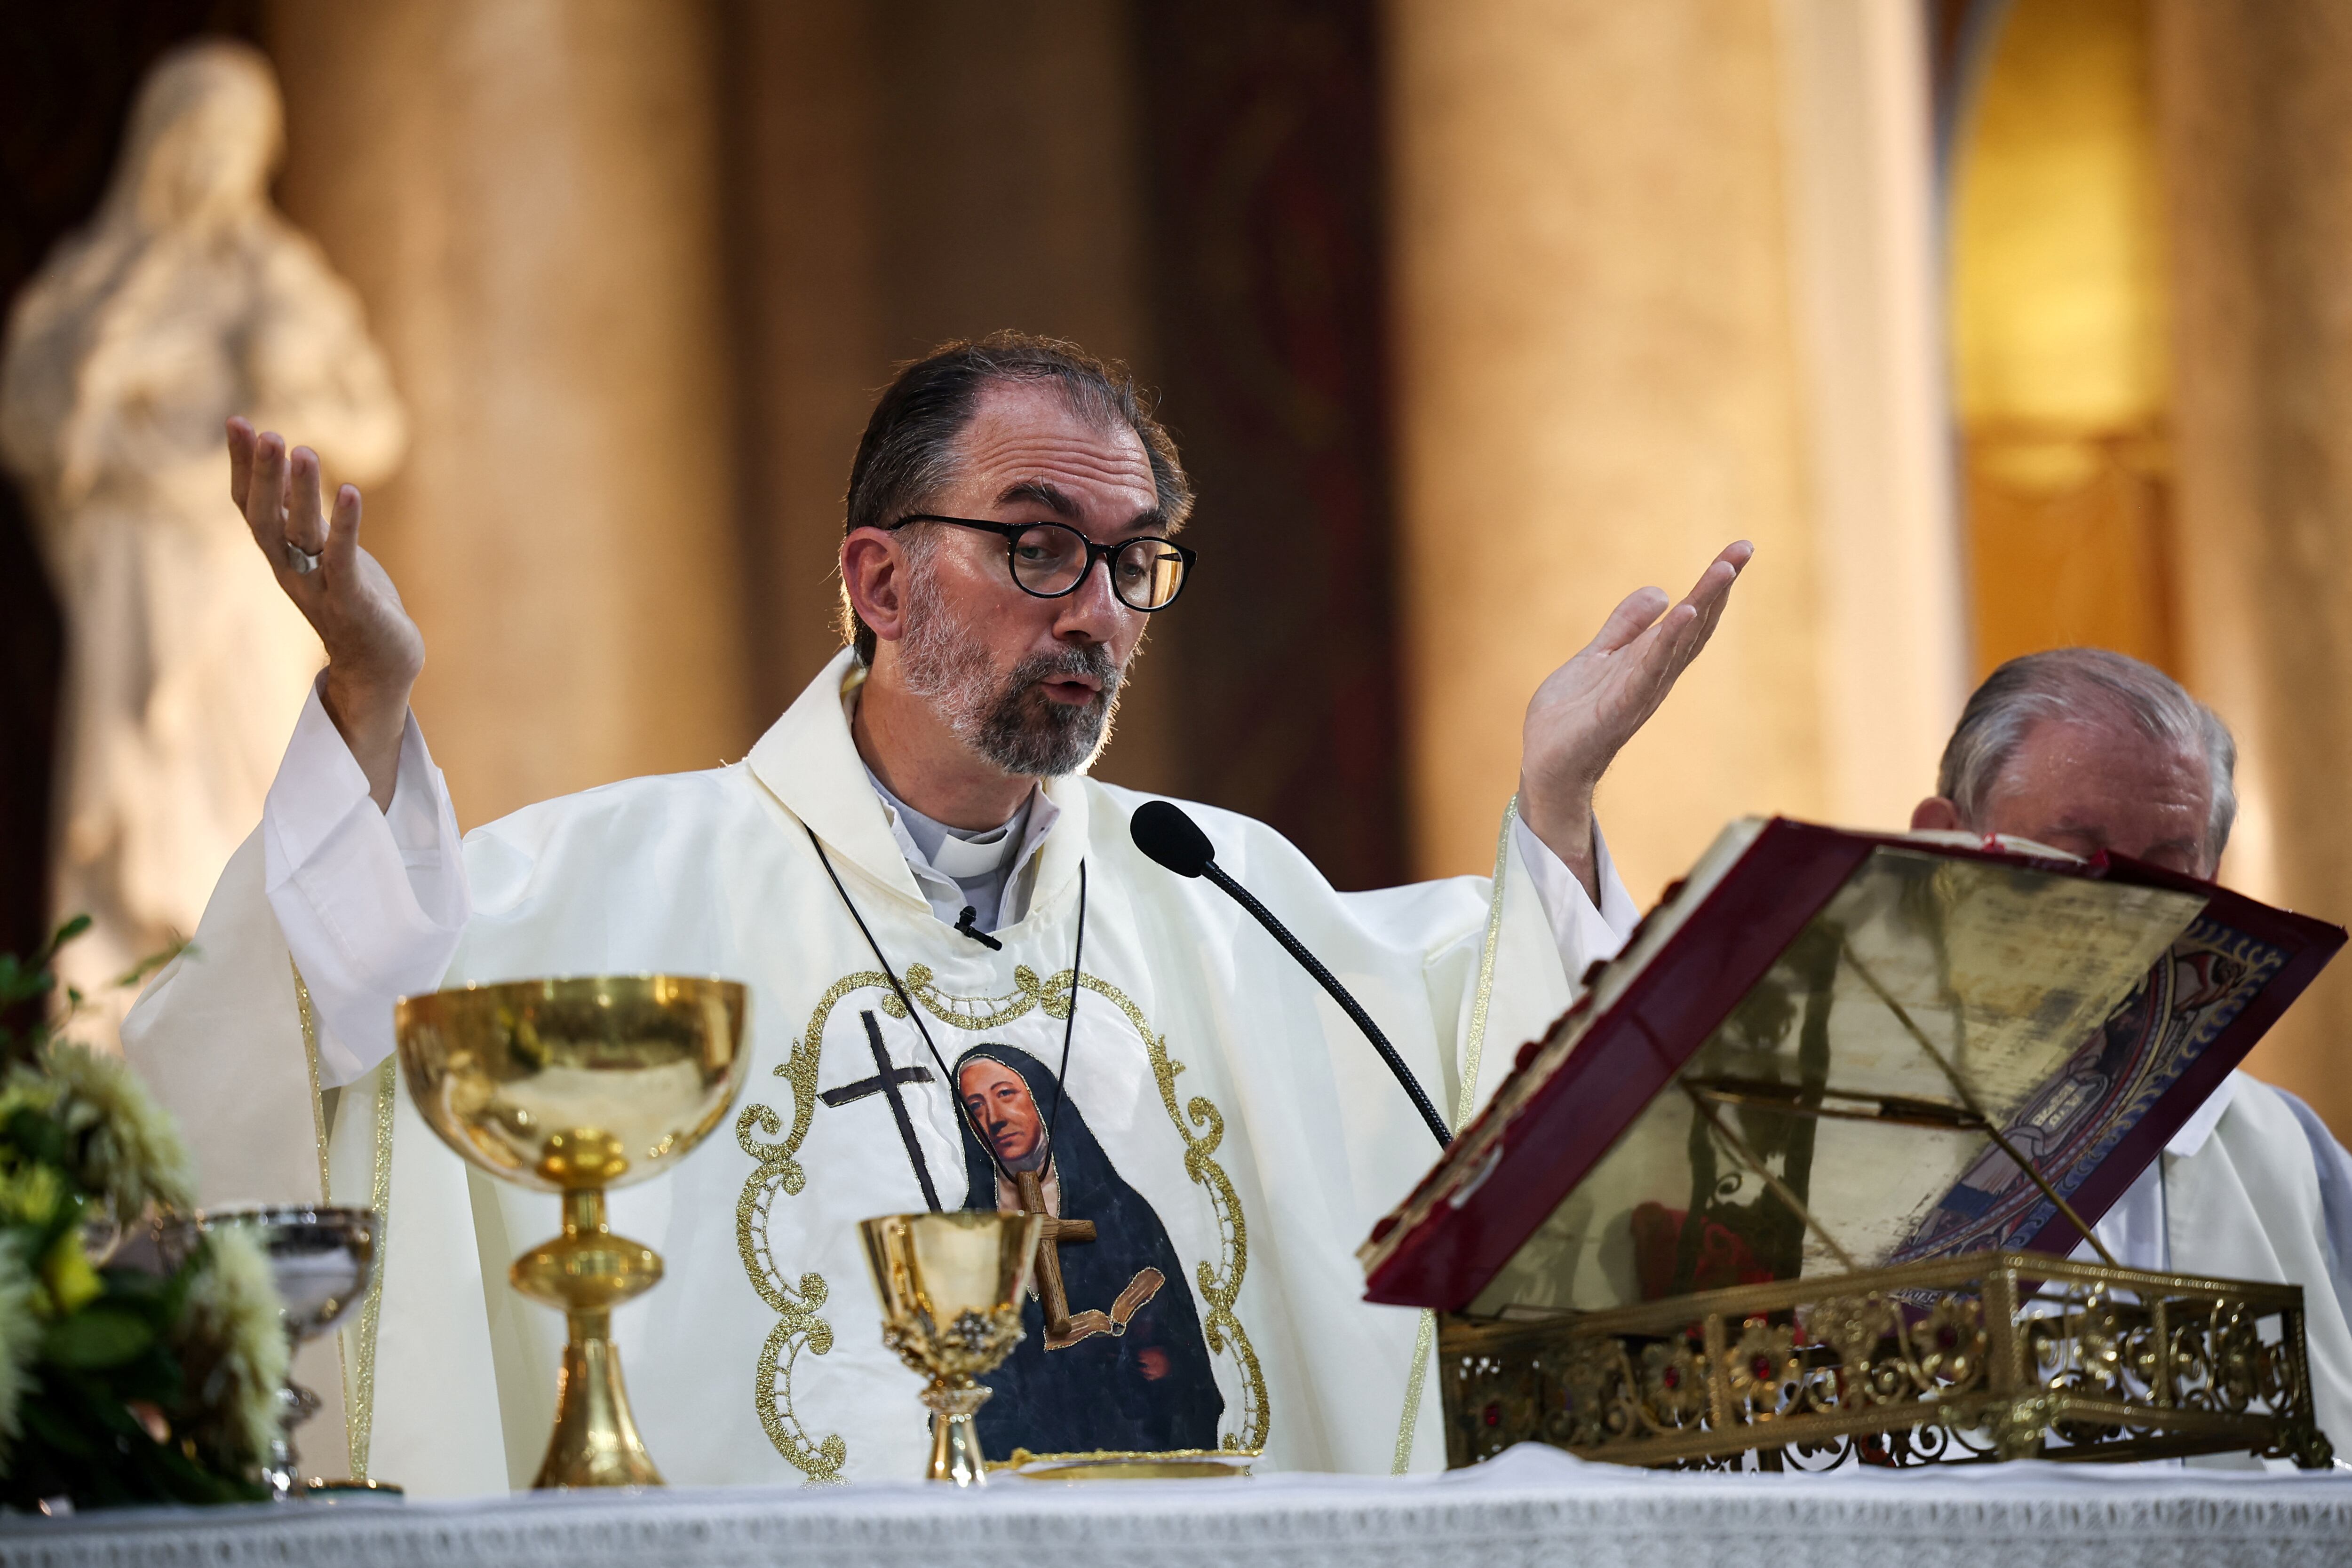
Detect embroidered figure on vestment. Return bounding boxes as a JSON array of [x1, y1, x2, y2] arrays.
[[735, 962, 1267, 1481], [954, 1042, 1223, 1457]]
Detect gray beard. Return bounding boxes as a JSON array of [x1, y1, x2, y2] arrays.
[[897, 570, 1124, 777]]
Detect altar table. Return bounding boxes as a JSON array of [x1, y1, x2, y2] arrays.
[[5, 1445, 2350, 1568]]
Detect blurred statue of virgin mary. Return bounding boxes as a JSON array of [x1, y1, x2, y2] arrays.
[[0, 38, 405, 1046]]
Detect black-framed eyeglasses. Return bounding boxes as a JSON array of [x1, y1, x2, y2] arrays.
[[887, 515, 1195, 612]]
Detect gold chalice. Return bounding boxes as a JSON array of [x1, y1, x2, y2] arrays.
[[860, 1211, 1041, 1487], [396, 975, 749, 1489]]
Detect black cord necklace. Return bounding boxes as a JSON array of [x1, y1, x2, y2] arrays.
[[805, 824, 1088, 1207]]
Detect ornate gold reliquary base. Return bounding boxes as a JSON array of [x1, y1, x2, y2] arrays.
[[1440, 1251, 2336, 1472]]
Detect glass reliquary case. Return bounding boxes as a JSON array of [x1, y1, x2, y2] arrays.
[[1361, 820, 2344, 1471]]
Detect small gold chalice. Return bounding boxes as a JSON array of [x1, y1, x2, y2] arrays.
[[396, 975, 749, 1488], [860, 1211, 1041, 1487], [158, 1204, 381, 1500]]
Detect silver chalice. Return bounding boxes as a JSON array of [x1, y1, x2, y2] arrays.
[[162, 1204, 386, 1499]]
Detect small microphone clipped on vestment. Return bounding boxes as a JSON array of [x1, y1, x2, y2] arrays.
[[1129, 800, 1453, 1148], [954, 905, 1003, 950]]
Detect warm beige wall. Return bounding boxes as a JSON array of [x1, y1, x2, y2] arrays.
[[2154, 0, 2352, 1134], [266, 0, 749, 827], [1386, 0, 1959, 896]]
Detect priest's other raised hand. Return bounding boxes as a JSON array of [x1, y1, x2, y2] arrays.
[[226, 414, 421, 811], [1518, 540, 1753, 902]]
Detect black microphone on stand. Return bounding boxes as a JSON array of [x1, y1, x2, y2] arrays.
[[1130, 800, 1453, 1149]]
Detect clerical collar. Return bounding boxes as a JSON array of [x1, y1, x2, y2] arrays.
[[864, 767, 1059, 932], [869, 770, 1030, 879], [842, 672, 1061, 932]]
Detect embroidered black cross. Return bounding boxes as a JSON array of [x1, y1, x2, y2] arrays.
[[822, 1011, 941, 1211], [819, 1066, 934, 1108]]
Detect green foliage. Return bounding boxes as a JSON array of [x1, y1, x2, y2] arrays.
[[0, 920, 271, 1511], [0, 917, 87, 1072], [43, 1307, 155, 1370]]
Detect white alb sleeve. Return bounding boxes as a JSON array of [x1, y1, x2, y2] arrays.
[[262, 681, 470, 1087], [1511, 814, 1642, 982]]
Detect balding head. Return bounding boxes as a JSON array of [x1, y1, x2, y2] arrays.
[[1911, 648, 2237, 878]]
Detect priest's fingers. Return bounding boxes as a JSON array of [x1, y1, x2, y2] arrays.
[[1623, 601, 1702, 701], [286, 445, 328, 557], [1640, 599, 1722, 696], [239, 429, 292, 566], [1584, 585, 1671, 657], [1661, 542, 1751, 674], [325, 482, 364, 580], [1688, 539, 1754, 599], [1589, 543, 1748, 667], [1621, 574, 1732, 705], [226, 417, 256, 512], [1675, 542, 1750, 635]]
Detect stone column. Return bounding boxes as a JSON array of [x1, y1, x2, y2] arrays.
[[715, 0, 883, 719], [1778, 0, 1970, 832], [1386, 0, 1960, 892], [2155, 0, 2352, 1132], [716, 0, 1175, 789], [266, 0, 749, 825]]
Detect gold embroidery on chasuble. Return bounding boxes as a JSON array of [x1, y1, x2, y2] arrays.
[[734, 962, 1268, 1481], [294, 963, 395, 1480]]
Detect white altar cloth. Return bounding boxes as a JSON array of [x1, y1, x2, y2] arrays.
[[6, 1445, 2351, 1568]]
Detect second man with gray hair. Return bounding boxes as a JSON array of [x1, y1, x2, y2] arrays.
[[1910, 646, 2352, 1464]]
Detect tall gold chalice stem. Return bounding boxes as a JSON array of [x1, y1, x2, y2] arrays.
[[861, 1212, 1041, 1486], [396, 976, 749, 1489]]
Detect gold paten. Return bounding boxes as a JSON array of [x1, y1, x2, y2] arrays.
[[1442, 1251, 2336, 1471], [861, 1210, 1041, 1487], [396, 975, 751, 1489], [992, 1446, 1260, 1480]]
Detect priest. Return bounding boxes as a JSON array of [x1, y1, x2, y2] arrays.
[[123, 332, 1749, 1493], [1908, 646, 2352, 1460]]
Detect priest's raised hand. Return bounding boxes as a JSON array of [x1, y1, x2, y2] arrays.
[[225, 414, 420, 811], [128, 335, 1743, 1497], [1518, 541, 1752, 903]]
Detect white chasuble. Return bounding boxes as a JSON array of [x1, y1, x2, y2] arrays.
[[124, 650, 1617, 1492]]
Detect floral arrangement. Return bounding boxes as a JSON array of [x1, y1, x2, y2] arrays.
[[0, 918, 283, 1509]]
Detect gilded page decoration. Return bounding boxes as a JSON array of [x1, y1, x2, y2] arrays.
[[1893, 915, 2288, 1261]]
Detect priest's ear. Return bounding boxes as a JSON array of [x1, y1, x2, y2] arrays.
[[1909, 797, 1965, 833], [842, 527, 914, 647]]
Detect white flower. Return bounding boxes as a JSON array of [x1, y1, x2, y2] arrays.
[[171, 1227, 287, 1468], [0, 1239, 36, 1452], [31, 1042, 196, 1222]]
